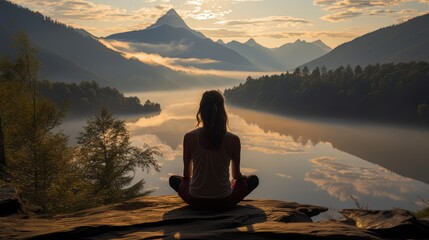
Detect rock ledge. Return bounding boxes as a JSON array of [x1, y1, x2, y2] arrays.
[[1, 195, 428, 239]]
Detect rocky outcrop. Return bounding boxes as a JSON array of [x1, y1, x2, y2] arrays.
[[340, 209, 429, 239], [1, 195, 428, 239]]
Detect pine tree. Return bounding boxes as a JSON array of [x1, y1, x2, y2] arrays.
[[76, 108, 161, 204], [0, 32, 73, 211]]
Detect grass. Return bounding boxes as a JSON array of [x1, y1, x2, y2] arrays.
[[413, 197, 429, 218]]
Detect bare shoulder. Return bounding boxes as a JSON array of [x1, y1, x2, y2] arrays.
[[225, 131, 240, 144], [184, 129, 198, 143]]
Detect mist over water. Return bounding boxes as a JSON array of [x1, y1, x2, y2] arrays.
[[62, 88, 429, 211]]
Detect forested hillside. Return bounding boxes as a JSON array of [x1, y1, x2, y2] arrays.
[[303, 13, 429, 69], [225, 62, 429, 125], [39, 81, 160, 117]]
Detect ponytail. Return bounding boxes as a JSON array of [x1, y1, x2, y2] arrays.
[[196, 90, 228, 149]]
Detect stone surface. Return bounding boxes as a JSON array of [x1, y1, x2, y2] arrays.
[[340, 209, 429, 239], [0, 195, 426, 239]]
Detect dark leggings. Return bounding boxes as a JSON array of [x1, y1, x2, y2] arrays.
[[169, 175, 259, 210]]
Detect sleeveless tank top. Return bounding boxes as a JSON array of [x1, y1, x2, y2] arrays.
[[189, 128, 232, 199]]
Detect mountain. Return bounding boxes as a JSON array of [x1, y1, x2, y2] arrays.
[[271, 39, 331, 69], [302, 13, 429, 70], [105, 9, 256, 71], [311, 40, 332, 52], [75, 28, 96, 39], [216, 39, 226, 45], [147, 9, 205, 39], [0, 1, 230, 90], [224, 38, 286, 71]]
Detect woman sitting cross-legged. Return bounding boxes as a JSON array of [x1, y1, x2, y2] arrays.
[[169, 90, 259, 210]]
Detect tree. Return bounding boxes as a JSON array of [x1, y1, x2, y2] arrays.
[[76, 109, 161, 204], [0, 32, 72, 211], [293, 67, 301, 76], [302, 66, 310, 76]]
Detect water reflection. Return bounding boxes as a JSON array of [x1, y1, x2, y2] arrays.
[[72, 89, 429, 211], [305, 156, 420, 202], [229, 107, 429, 185]]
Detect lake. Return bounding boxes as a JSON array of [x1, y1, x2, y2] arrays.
[[62, 88, 429, 213]]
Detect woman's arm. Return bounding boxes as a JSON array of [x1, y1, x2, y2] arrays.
[[231, 135, 244, 180], [183, 133, 192, 179]]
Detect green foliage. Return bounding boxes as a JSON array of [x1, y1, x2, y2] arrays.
[[413, 197, 429, 218], [225, 62, 429, 125], [76, 108, 161, 204], [0, 32, 163, 213], [0, 33, 78, 212], [38, 80, 161, 116]]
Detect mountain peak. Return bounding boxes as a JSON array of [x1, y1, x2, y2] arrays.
[[147, 9, 206, 38], [216, 39, 225, 45], [311, 39, 332, 52], [149, 9, 188, 30], [166, 8, 179, 16], [245, 38, 258, 46]]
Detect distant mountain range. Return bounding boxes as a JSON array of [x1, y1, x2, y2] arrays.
[[0, 1, 231, 90], [221, 38, 331, 70], [106, 9, 332, 71], [302, 13, 429, 69], [221, 38, 287, 71], [106, 9, 255, 71], [2, 0, 427, 88], [271, 39, 331, 69]]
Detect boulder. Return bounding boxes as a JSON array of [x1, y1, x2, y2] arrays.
[[340, 208, 429, 238]]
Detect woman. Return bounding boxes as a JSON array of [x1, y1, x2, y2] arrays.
[[169, 90, 259, 210]]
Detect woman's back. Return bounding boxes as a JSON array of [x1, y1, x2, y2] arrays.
[[186, 128, 239, 198], [169, 90, 258, 210]]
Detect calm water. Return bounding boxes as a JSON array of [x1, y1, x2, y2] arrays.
[[62, 88, 429, 212]]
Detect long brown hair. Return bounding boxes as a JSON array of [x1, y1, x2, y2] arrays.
[[196, 90, 228, 149]]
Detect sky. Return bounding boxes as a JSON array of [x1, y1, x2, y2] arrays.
[[9, 0, 429, 48]]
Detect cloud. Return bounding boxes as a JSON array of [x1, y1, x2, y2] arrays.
[[197, 28, 250, 38], [259, 31, 358, 39], [127, 97, 310, 157], [159, 172, 177, 182], [10, 0, 173, 36], [216, 16, 312, 26], [100, 39, 281, 79], [369, 9, 397, 15], [130, 134, 183, 161], [275, 173, 293, 179], [321, 9, 363, 22], [146, 0, 171, 2], [314, 0, 411, 10], [305, 156, 422, 202], [229, 114, 311, 155], [395, 8, 427, 22], [240, 168, 258, 174], [186, 0, 204, 5], [106, 39, 193, 56], [100, 39, 219, 69], [313, 0, 425, 22], [187, 9, 232, 20]]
